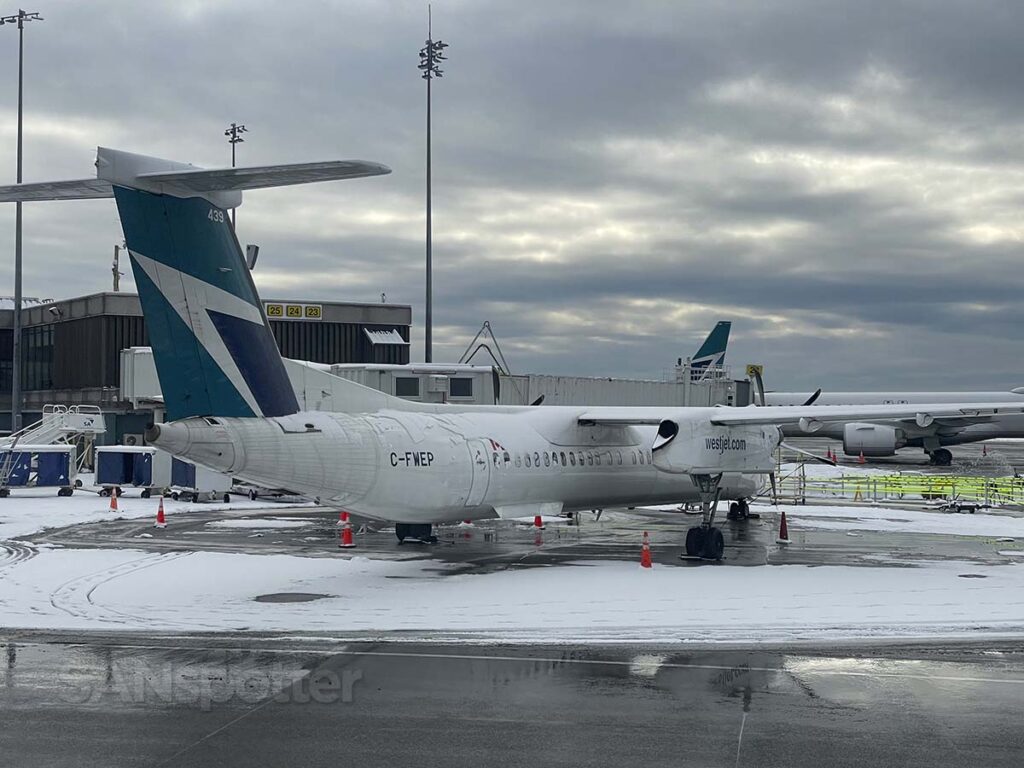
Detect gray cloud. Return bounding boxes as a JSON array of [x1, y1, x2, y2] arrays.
[[0, 0, 1022, 391]]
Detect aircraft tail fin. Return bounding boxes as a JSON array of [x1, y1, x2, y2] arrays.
[[690, 321, 731, 373], [0, 147, 390, 421]]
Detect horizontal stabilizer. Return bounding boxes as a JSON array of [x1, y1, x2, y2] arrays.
[[137, 160, 391, 192], [0, 149, 391, 209], [0, 178, 113, 202]]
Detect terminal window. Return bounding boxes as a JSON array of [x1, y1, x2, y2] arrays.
[[449, 378, 473, 398], [395, 377, 420, 397]]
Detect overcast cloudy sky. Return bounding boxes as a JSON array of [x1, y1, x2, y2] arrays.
[[0, 0, 1022, 389]]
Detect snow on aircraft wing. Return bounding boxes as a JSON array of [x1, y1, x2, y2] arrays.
[[0, 178, 113, 202], [578, 403, 1024, 430], [136, 160, 391, 192]]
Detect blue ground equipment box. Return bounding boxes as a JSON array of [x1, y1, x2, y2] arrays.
[[95, 446, 172, 497], [170, 457, 232, 503], [0, 444, 78, 497]]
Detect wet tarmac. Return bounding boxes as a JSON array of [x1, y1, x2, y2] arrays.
[[24, 499, 1024, 575], [6, 456, 1024, 764], [2, 634, 1023, 767]]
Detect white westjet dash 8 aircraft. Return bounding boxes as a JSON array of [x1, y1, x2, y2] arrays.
[[4, 147, 1022, 560]]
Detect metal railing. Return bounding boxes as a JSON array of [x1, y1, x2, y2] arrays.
[[769, 470, 1024, 507]]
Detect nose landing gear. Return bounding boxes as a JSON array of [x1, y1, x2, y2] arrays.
[[683, 473, 726, 561]]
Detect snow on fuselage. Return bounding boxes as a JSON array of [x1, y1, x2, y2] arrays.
[[150, 407, 761, 524]]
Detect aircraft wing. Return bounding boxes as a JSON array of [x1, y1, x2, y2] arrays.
[[136, 160, 391, 192], [0, 179, 114, 202], [578, 403, 1024, 430]]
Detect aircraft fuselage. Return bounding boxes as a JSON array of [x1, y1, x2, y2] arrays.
[[150, 407, 760, 524]]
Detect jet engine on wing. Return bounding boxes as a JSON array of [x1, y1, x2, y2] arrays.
[[842, 422, 903, 457], [651, 417, 779, 475]]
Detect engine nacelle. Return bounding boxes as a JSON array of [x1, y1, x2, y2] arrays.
[[842, 422, 903, 457], [652, 419, 779, 474]]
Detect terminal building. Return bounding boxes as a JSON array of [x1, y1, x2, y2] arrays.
[[0, 292, 412, 440], [2, 292, 754, 446]]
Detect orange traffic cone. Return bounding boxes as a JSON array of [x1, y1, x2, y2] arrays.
[[533, 514, 545, 530], [339, 511, 355, 548], [640, 531, 653, 569], [777, 510, 790, 544], [858, 451, 866, 464], [109, 492, 118, 511], [154, 495, 167, 529]]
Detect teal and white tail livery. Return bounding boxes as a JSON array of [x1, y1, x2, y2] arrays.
[[690, 321, 731, 376], [0, 147, 391, 421]]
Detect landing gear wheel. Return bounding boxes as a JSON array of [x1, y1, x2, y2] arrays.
[[700, 527, 725, 560], [685, 526, 706, 557], [395, 522, 435, 544], [931, 448, 953, 467], [726, 502, 740, 520]]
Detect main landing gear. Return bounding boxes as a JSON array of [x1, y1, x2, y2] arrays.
[[725, 498, 758, 521], [684, 473, 726, 561], [395, 523, 437, 544], [929, 448, 953, 467]]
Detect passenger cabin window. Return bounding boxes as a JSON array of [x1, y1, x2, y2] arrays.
[[526, 454, 532, 467], [503, 451, 511, 467], [544, 453, 551, 467], [395, 377, 420, 398], [570, 452, 576, 466], [515, 454, 522, 468], [560, 451, 566, 466], [533, 452, 540, 467], [617, 451, 623, 465], [449, 378, 473, 398], [587, 453, 594, 466], [493, 452, 500, 467]]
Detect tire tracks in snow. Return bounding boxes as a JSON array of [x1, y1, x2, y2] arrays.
[[0, 540, 37, 569], [49, 551, 196, 627]]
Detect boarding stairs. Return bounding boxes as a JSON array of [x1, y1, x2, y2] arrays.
[[0, 405, 107, 489]]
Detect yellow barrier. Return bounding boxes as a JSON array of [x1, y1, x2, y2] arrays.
[[781, 473, 1024, 505]]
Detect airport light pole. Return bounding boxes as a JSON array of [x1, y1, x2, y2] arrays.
[[224, 122, 247, 229], [418, 7, 447, 363], [2, 9, 44, 433]]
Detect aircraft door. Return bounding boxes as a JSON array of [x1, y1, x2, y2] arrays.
[[466, 439, 491, 507]]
